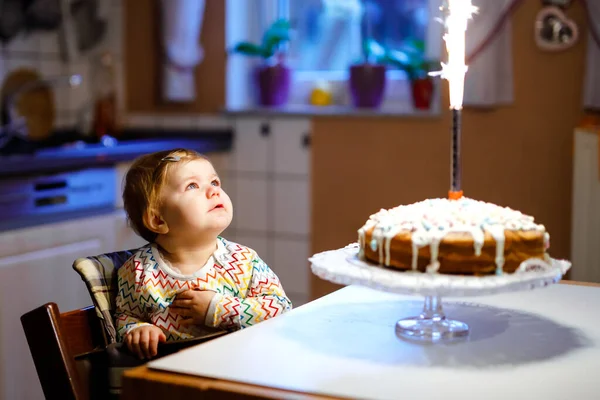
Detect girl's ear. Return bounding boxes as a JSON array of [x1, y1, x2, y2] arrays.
[[143, 208, 169, 234]]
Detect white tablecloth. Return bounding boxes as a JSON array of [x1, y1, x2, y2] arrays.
[[148, 284, 600, 400]]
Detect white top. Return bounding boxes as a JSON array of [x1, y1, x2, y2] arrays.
[[147, 284, 600, 400]]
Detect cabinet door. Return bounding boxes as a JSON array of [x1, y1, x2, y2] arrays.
[[271, 119, 311, 235], [231, 118, 270, 234], [0, 214, 115, 400], [233, 118, 270, 173], [272, 237, 311, 307], [271, 118, 311, 176], [229, 117, 313, 306], [271, 118, 312, 306], [571, 130, 600, 283]]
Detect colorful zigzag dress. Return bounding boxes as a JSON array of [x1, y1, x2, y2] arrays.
[[115, 237, 292, 341]]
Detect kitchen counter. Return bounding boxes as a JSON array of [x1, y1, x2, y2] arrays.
[[0, 128, 233, 177]]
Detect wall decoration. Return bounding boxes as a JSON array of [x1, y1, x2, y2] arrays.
[[535, 6, 579, 51]]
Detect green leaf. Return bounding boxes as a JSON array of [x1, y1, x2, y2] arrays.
[[405, 38, 426, 53], [269, 18, 291, 32], [358, 36, 438, 80], [363, 39, 386, 63], [262, 18, 291, 58], [232, 42, 267, 58], [385, 49, 411, 68], [262, 31, 290, 58]]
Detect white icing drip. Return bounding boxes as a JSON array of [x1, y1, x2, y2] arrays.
[[426, 230, 445, 273], [358, 228, 365, 259], [411, 231, 430, 271], [411, 242, 420, 270], [485, 225, 506, 275], [370, 226, 386, 265], [469, 227, 485, 256], [358, 197, 547, 275]]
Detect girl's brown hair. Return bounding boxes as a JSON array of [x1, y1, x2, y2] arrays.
[[122, 148, 207, 243]]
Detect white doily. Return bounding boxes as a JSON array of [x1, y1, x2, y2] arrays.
[[309, 244, 572, 297]]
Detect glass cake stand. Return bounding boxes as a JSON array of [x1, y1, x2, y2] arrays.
[[309, 243, 571, 343], [395, 294, 469, 342]]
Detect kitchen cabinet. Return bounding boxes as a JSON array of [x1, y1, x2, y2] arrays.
[[571, 129, 600, 283], [0, 213, 117, 400], [229, 116, 312, 307]]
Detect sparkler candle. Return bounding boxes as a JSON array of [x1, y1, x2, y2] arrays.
[[438, 0, 477, 199]]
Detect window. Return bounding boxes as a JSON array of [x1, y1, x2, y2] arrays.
[[288, 0, 429, 74], [226, 0, 442, 111]]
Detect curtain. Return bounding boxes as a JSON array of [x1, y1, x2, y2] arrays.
[[582, 0, 600, 110], [462, 0, 523, 107], [160, 0, 206, 102]]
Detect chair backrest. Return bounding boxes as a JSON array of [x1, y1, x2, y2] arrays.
[[72, 249, 138, 343], [21, 302, 106, 400]]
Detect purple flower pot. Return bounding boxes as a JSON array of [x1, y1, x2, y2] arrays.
[[256, 63, 291, 107], [349, 63, 387, 108]]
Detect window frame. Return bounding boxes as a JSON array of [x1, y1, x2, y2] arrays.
[[226, 0, 443, 112]]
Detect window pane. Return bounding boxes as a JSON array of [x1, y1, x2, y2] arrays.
[[288, 0, 429, 73]]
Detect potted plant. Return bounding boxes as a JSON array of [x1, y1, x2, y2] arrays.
[[232, 19, 291, 107], [381, 39, 438, 110], [350, 38, 438, 110], [348, 39, 388, 108]]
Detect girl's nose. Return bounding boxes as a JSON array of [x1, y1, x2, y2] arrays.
[[206, 184, 220, 198]]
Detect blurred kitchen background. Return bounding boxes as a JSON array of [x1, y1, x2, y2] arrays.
[[1, 0, 600, 398]]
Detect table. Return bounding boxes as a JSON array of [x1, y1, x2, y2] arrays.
[[122, 280, 600, 400]]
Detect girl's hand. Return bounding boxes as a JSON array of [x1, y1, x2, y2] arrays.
[[171, 289, 217, 326], [124, 325, 166, 359]]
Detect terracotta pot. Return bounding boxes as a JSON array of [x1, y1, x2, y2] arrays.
[[411, 77, 434, 110]]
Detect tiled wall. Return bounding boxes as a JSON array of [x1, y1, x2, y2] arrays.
[[0, 1, 123, 130], [222, 117, 312, 307]]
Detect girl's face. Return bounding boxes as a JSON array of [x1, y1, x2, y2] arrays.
[[156, 158, 233, 242]]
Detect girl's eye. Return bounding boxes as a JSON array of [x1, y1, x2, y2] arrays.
[[211, 179, 220, 187], [186, 182, 199, 190]]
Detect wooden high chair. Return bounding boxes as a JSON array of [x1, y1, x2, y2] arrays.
[[20, 249, 228, 400]]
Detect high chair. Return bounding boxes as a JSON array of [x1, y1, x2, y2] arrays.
[[20, 249, 227, 400]]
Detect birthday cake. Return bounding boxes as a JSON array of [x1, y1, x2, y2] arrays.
[[357, 197, 550, 275]]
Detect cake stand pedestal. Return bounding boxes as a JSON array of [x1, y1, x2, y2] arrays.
[[309, 244, 571, 344], [396, 295, 469, 342]]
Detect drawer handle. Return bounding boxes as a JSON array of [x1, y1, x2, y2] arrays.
[[35, 181, 67, 191], [302, 133, 311, 148], [35, 195, 67, 207], [260, 122, 270, 137]]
